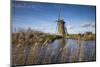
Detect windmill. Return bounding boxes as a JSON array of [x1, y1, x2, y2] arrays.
[[56, 8, 68, 37]]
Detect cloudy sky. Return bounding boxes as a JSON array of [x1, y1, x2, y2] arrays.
[[12, 1, 96, 34]]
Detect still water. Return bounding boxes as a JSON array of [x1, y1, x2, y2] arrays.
[[31, 39, 96, 64]]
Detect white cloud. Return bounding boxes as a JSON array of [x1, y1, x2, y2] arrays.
[[81, 22, 95, 28], [67, 25, 73, 29]]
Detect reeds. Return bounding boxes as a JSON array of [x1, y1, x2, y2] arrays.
[[12, 28, 55, 65], [12, 28, 96, 66]]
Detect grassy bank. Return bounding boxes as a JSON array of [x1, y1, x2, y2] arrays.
[[65, 33, 95, 40]]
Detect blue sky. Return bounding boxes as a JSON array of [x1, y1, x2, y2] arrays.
[[12, 1, 96, 34]]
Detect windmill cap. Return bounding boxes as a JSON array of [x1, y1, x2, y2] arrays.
[[57, 19, 65, 23]]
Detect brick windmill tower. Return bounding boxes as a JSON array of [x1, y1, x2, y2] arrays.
[[57, 8, 67, 37]]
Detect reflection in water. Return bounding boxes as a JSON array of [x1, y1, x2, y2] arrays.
[[50, 38, 67, 63], [12, 38, 96, 65]]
